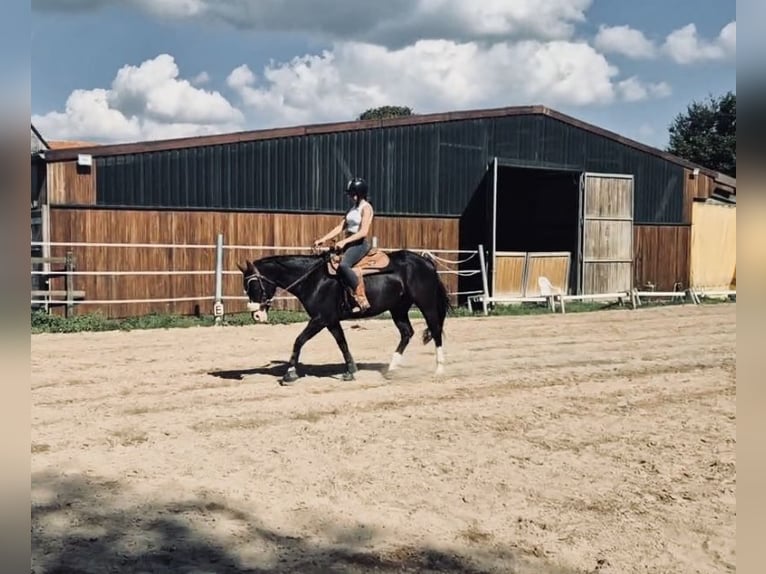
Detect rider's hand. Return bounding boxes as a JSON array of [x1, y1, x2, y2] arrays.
[[313, 239, 323, 247]]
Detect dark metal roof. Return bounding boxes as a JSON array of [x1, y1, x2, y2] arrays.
[[39, 104, 729, 181], [31, 124, 49, 153], [81, 112, 692, 223]]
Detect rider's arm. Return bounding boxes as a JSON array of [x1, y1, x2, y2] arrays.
[[315, 218, 345, 245]]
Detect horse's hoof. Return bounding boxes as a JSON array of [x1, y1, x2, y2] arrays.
[[347, 362, 358, 374], [281, 368, 299, 385], [341, 371, 355, 381]]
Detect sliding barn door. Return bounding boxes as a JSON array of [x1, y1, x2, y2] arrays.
[[579, 173, 634, 294]]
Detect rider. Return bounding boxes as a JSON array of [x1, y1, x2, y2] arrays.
[[313, 177, 374, 312]]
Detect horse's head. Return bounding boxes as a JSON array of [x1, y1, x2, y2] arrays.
[[237, 260, 278, 323]]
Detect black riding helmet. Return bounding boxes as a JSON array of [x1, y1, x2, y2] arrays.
[[345, 177, 368, 199]]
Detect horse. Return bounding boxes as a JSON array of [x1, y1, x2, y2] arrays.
[[236, 246, 452, 385]]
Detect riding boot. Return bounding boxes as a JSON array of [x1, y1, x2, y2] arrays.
[[352, 274, 370, 312]]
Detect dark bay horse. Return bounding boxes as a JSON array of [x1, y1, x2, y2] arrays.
[[237, 247, 451, 384]]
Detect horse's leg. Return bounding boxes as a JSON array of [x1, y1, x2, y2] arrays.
[[282, 317, 325, 384], [421, 305, 446, 375], [326, 322, 357, 381], [409, 276, 447, 376], [388, 302, 414, 372]]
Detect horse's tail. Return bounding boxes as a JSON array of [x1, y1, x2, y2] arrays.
[[422, 258, 453, 345]]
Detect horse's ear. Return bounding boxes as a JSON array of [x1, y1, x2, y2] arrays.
[[246, 260, 255, 274], [236, 261, 248, 274]]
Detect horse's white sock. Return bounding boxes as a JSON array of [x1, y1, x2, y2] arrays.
[[435, 346, 445, 375], [389, 352, 403, 370]]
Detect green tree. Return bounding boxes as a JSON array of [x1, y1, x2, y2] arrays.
[[358, 105, 413, 120], [666, 91, 736, 177]]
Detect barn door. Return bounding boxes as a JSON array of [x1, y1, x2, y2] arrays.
[[578, 172, 634, 294]]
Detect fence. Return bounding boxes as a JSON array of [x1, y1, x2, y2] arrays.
[[31, 252, 86, 317], [466, 245, 735, 315], [30, 235, 484, 319], [29, 236, 735, 320]]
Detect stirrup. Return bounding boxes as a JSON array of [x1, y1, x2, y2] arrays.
[[348, 287, 370, 313]]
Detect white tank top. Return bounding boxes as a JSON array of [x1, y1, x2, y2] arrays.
[[345, 200, 368, 234]]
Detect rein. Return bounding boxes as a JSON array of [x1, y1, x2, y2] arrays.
[[244, 257, 327, 305]]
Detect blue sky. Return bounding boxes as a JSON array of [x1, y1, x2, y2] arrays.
[[30, 1, 736, 150]]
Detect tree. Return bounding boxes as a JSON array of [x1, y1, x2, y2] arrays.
[[666, 91, 736, 177], [357, 106, 413, 121]]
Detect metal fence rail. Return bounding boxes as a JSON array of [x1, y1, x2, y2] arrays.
[[30, 235, 484, 320]]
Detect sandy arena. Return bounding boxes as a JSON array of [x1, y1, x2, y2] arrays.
[[31, 303, 736, 573]]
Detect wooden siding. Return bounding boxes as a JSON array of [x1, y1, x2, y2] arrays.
[[47, 208, 458, 318], [524, 252, 571, 297], [633, 225, 690, 292], [581, 174, 634, 294], [690, 202, 736, 290], [493, 252, 526, 297], [47, 161, 96, 205], [682, 169, 716, 223]]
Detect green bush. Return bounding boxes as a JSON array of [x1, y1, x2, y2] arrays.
[[30, 297, 726, 335]]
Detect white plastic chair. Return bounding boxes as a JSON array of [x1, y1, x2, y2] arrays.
[[538, 276, 565, 313]]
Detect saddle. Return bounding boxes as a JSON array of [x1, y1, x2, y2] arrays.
[[327, 248, 391, 276]]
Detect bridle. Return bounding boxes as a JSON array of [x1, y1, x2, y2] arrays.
[[243, 256, 329, 307], [244, 271, 275, 307]]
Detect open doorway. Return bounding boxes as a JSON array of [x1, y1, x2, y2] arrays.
[[494, 165, 581, 293]]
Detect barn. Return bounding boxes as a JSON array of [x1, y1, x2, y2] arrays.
[[30, 104, 736, 318]]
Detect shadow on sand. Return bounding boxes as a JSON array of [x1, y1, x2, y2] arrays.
[[208, 360, 390, 381], [32, 471, 578, 574]]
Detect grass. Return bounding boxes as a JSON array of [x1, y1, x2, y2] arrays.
[[30, 296, 732, 335]]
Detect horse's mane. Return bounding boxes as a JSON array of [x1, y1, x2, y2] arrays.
[[253, 252, 325, 270]]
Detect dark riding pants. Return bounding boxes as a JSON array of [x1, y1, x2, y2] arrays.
[[338, 239, 369, 289]]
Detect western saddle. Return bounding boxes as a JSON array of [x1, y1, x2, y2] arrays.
[[326, 247, 391, 277], [326, 247, 391, 313]]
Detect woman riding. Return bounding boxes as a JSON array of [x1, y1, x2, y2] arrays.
[[313, 177, 374, 312]]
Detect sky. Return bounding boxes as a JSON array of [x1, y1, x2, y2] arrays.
[[29, 0, 736, 150]]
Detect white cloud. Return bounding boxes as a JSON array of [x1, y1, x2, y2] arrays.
[[616, 76, 672, 102], [32, 54, 244, 142], [662, 21, 736, 64], [108, 54, 241, 124], [593, 24, 656, 59], [224, 39, 631, 128], [34, 37, 675, 144], [191, 71, 210, 85], [133, 0, 205, 18], [32, 0, 205, 18], [31, 88, 143, 142], [33, 0, 593, 45]]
